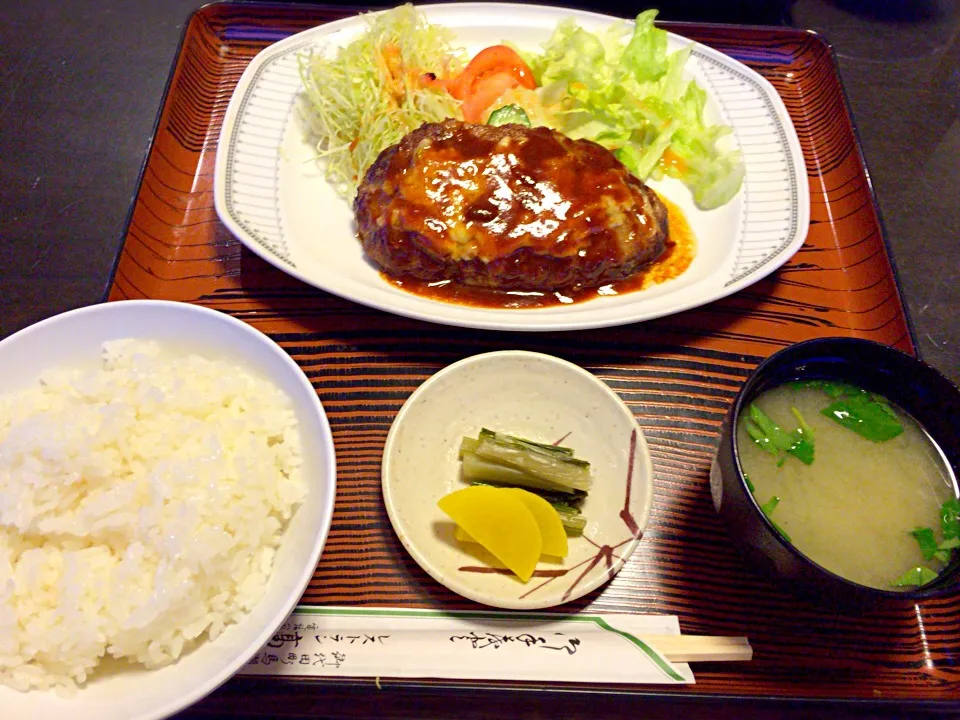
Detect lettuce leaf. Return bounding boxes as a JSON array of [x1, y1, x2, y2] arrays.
[[528, 10, 744, 210]]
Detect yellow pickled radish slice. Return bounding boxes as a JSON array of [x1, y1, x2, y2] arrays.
[[453, 525, 475, 544], [454, 490, 569, 559], [437, 485, 541, 581], [507, 488, 568, 558]]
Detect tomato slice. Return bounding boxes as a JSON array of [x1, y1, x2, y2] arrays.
[[449, 45, 537, 100], [460, 72, 523, 123]]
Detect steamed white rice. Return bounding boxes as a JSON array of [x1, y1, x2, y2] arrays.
[[0, 339, 306, 692]]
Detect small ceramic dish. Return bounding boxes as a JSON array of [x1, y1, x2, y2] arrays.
[[711, 337, 960, 609], [382, 350, 654, 609]]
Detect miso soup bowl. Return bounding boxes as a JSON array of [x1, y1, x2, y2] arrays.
[[711, 337, 960, 609]]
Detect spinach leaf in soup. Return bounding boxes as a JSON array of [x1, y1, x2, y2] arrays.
[[941, 498, 960, 540], [893, 565, 939, 588], [744, 403, 815, 466], [910, 527, 939, 561], [820, 392, 904, 442], [791, 379, 861, 399], [793, 379, 905, 442], [900, 499, 960, 587]]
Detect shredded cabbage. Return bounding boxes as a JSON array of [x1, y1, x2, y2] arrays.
[[526, 10, 745, 209], [297, 4, 464, 198]]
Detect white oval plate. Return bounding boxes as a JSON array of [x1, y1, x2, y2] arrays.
[[381, 351, 654, 609], [0, 300, 337, 720], [214, 3, 809, 332]]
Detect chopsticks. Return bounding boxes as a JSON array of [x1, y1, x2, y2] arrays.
[[643, 635, 753, 663]]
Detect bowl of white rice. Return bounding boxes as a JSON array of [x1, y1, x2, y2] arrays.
[[0, 300, 336, 719]]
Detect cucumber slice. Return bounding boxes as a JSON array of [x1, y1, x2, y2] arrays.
[[486, 104, 532, 126]]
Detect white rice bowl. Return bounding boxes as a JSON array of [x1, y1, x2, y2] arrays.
[[0, 300, 336, 720]]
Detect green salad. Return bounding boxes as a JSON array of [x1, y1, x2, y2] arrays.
[[521, 10, 744, 209], [298, 4, 745, 209]]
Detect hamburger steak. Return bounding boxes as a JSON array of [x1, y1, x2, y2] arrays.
[[354, 120, 669, 292]]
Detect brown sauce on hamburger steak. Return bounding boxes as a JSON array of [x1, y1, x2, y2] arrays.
[[354, 119, 693, 305], [385, 195, 695, 309]]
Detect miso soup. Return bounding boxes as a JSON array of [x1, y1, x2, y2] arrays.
[[736, 380, 957, 591]]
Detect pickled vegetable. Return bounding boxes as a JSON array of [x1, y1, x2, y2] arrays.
[[437, 485, 541, 581], [459, 429, 592, 493], [508, 488, 568, 558], [450, 487, 569, 566]]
